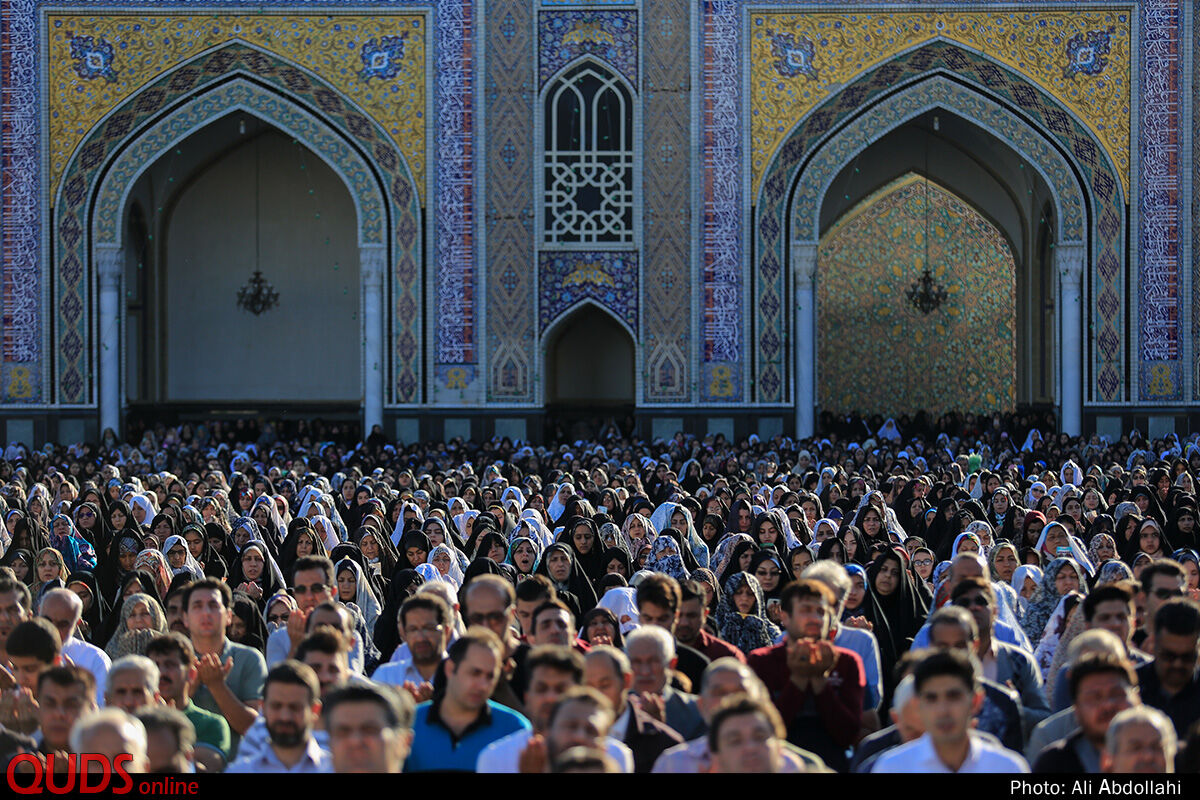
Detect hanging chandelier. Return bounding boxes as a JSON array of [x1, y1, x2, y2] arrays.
[[235, 120, 279, 316], [237, 270, 279, 315], [908, 116, 950, 316], [907, 267, 948, 315]]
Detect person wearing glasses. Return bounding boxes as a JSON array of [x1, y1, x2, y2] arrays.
[[460, 574, 527, 714], [265, 556, 371, 673], [373, 595, 452, 702], [1133, 560, 1187, 651], [949, 577, 1049, 728], [1136, 598, 1200, 738]]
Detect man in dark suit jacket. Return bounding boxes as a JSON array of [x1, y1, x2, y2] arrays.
[[584, 645, 684, 772]]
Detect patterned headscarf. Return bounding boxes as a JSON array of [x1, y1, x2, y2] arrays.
[[644, 536, 690, 582], [713, 572, 780, 654]]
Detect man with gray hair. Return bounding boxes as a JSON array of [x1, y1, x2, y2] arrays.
[[651, 657, 829, 773], [70, 708, 150, 773], [39, 588, 109, 706], [623, 626, 703, 739], [1101, 706, 1177, 773], [583, 645, 682, 772], [106, 655, 161, 715], [802, 561, 884, 725]]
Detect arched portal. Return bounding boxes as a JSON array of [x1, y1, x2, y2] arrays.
[[753, 45, 1124, 436], [126, 118, 360, 404], [543, 303, 635, 440], [53, 45, 423, 435]]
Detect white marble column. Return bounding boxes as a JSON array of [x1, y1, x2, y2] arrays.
[[96, 243, 123, 437], [1056, 243, 1086, 436], [792, 241, 819, 439], [360, 244, 386, 435]]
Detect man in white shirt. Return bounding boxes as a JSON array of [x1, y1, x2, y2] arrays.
[[373, 595, 451, 699], [227, 660, 331, 773], [872, 649, 1029, 773], [40, 588, 109, 707], [476, 646, 632, 772]]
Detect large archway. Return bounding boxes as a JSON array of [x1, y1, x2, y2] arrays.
[[543, 303, 635, 441], [124, 116, 360, 404], [52, 45, 424, 434], [753, 44, 1124, 436]]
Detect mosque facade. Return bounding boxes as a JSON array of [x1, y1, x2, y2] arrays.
[[0, 0, 1195, 443]]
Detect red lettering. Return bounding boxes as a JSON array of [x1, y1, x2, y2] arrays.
[[43, 754, 76, 795], [111, 754, 134, 794], [78, 754, 111, 793], [5, 754, 43, 794]]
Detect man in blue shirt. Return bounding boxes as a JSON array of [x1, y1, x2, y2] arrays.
[[406, 628, 530, 771]]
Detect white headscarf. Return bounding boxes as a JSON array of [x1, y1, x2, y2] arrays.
[[426, 543, 465, 589]]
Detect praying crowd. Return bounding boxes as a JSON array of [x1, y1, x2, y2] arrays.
[[0, 416, 1196, 773]]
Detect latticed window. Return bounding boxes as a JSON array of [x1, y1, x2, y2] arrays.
[[543, 63, 635, 245]]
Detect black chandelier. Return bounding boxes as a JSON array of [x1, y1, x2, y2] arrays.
[[907, 267, 949, 315], [237, 270, 279, 315], [236, 119, 279, 316], [908, 116, 950, 316]]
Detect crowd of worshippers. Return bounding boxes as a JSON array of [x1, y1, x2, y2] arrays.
[[0, 422, 1195, 773]]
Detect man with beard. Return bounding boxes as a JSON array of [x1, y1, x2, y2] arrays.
[[373, 595, 451, 700], [227, 661, 331, 773]]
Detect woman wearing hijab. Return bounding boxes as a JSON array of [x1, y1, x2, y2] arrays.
[[335, 557, 382, 639], [0, 548, 35, 587], [230, 593, 270, 654], [578, 606, 625, 649], [1020, 558, 1086, 646], [71, 501, 106, 552], [32, 547, 69, 600], [178, 523, 227, 581], [717, 538, 759, 586], [133, 550, 172, 600], [426, 543, 466, 590], [277, 519, 329, 579], [599, 546, 632, 581], [926, 499, 964, 561], [536, 541, 598, 618], [1128, 486, 1167, 529], [160, 535, 204, 582], [816, 538, 847, 565], [353, 525, 399, 580], [105, 592, 167, 659], [644, 536, 692, 583], [558, 516, 606, 581], [229, 541, 285, 610], [987, 488, 1021, 542], [1087, 533, 1118, 571], [472, 531, 510, 565], [66, 570, 108, 644], [397, 530, 432, 570], [47, 514, 96, 575], [842, 562, 898, 686], [714, 572, 780, 653], [867, 550, 927, 657]]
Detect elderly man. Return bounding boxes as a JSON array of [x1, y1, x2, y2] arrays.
[[624, 626, 704, 740], [1101, 706, 1177, 773], [582, 645, 682, 772], [652, 658, 828, 773], [106, 655, 161, 714], [70, 708, 149, 773], [39, 588, 109, 706]]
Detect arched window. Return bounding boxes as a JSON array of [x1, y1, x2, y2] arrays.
[[543, 63, 635, 245]]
